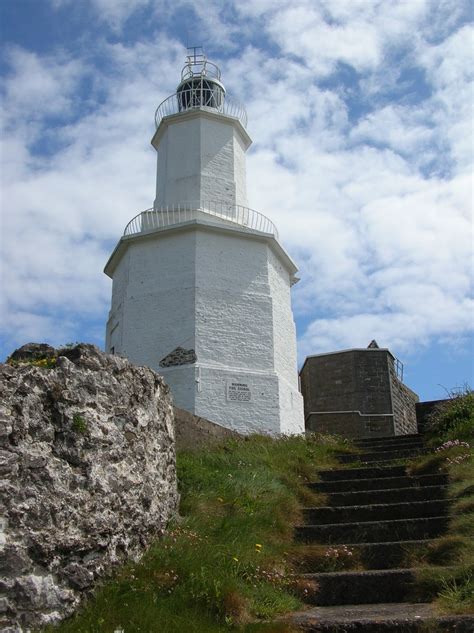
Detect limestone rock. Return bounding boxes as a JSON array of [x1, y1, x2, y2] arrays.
[[0, 343, 179, 631]]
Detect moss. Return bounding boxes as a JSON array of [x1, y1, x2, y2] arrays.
[[72, 413, 88, 434]]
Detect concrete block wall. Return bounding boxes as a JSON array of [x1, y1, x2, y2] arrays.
[[416, 399, 449, 434], [305, 412, 393, 439], [300, 348, 418, 439], [388, 359, 419, 435], [174, 406, 241, 451]]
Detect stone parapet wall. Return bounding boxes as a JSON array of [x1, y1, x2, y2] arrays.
[[174, 406, 241, 451], [305, 412, 393, 439], [416, 399, 450, 434], [1, 344, 179, 631], [388, 361, 419, 435]]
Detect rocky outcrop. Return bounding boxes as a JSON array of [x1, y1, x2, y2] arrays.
[[1, 344, 179, 631]]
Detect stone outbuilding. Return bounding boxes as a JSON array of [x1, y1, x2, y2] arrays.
[[300, 341, 419, 439]]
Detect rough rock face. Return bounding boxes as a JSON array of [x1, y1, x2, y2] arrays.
[[0, 344, 179, 631]]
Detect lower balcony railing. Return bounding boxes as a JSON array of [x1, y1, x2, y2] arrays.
[[123, 201, 279, 240]]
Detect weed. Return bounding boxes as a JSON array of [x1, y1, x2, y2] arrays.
[[72, 413, 88, 434], [425, 536, 469, 566], [425, 389, 474, 445], [7, 356, 57, 369], [290, 544, 360, 573], [411, 391, 474, 614], [437, 571, 474, 614]]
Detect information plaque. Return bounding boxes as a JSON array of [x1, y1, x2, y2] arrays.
[[227, 381, 251, 402]]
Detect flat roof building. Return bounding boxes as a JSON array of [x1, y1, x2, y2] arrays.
[[300, 342, 419, 439]]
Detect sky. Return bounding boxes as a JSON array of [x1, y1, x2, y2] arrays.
[[0, 0, 473, 401]]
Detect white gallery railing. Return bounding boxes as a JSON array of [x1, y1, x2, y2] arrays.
[[155, 89, 248, 129], [123, 201, 278, 239]]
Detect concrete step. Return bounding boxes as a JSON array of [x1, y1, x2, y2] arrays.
[[337, 448, 426, 463], [303, 499, 450, 525], [295, 515, 449, 544], [327, 484, 449, 507], [355, 434, 422, 447], [299, 568, 423, 606], [353, 440, 425, 453], [345, 540, 432, 570], [286, 602, 474, 632], [344, 458, 425, 468], [319, 465, 406, 481], [310, 473, 448, 494]]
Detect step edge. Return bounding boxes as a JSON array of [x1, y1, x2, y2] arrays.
[[310, 474, 447, 486], [302, 498, 451, 512], [294, 514, 453, 529], [327, 484, 449, 496], [298, 567, 417, 579]]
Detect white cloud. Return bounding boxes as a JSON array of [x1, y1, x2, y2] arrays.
[[0, 36, 185, 351], [267, 5, 382, 76], [350, 105, 434, 156], [51, 0, 155, 31], [1, 1, 472, 367]]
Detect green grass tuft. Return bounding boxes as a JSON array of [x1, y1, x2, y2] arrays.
[[411, 390, 474, 614], [72, 413, 88, 434]]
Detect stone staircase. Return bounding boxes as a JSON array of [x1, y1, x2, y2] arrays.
[[287, 434, 474, 632]]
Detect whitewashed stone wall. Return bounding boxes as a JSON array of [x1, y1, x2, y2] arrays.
[[106, 222, 304, 435], [106, 98, 303, 436], [153, 110, 250, 209], [267, 247, 305, 433], [106, 231, 196, 372]]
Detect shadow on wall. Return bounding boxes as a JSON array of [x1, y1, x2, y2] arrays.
[[174, 406, 241, 451]]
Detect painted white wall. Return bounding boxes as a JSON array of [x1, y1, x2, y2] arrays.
[[106, 99, 303, 435], [157, 364, 196, 412], [153, 111, 250, 209], [106, 222, 304, 435], [107, 231, 196, 370], [267, 247, 305, 433]]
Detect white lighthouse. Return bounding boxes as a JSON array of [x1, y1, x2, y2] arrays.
[[104, 50, 304, 435]]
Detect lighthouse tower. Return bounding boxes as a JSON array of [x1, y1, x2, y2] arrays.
[[104, 50, 304, 435]]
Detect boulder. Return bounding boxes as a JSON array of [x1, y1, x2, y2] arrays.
[[0, 344, 179, 630]]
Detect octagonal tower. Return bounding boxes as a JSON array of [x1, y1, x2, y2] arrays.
[[104, 49, 304, 435]]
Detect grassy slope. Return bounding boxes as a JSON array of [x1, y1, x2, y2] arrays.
[[406, 391, 474, 614], [49, 434, 352, 632]]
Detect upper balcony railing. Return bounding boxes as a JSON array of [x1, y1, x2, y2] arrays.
[[123, 201, 278, 240], [181, 57, 221, 82], [155, 88, 248, 129]]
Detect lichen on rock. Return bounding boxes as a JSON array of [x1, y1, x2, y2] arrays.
[[0, 343, 179, 631]]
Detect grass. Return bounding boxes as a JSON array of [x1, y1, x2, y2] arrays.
[[47, 433, 353, 632], [72, 413, 88, 434], [408, 390, 474, 615]]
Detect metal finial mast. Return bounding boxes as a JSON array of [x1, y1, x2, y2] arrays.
[[186, 45, 204, 65]]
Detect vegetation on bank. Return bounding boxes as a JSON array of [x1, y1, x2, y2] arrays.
[[407, 389, 474, 614], [48, 433, 353, 632]]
